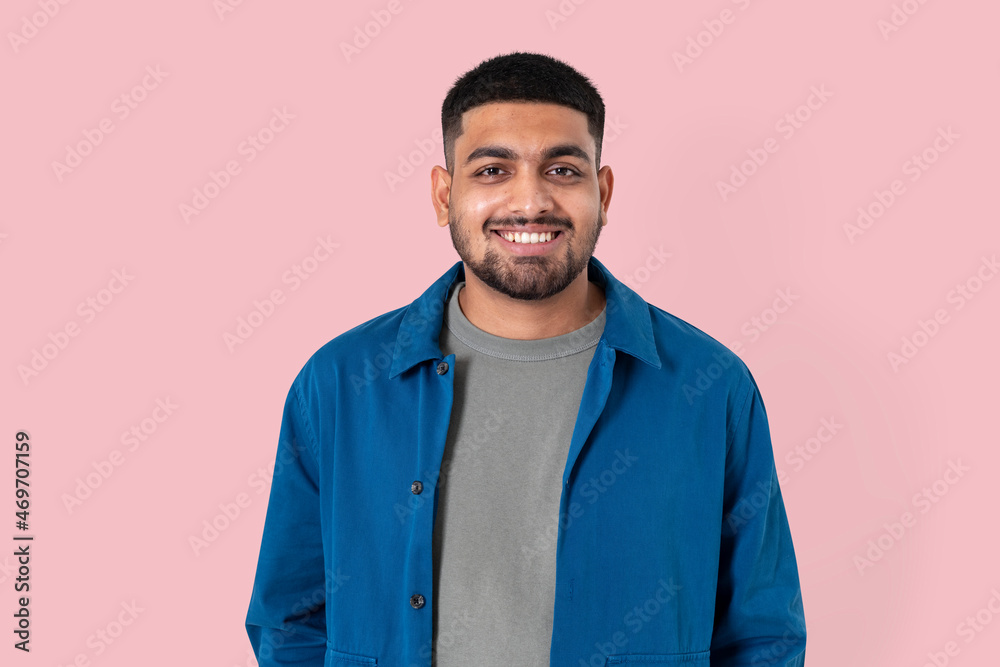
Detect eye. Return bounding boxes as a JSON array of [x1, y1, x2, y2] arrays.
[[549, 166, 580, 177], [476, 166, 507, 177]]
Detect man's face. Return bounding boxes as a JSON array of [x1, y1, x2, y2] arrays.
[[432, 102, 613, 301]]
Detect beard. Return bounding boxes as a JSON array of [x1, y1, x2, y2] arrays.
[[449, 208, 603, 301]]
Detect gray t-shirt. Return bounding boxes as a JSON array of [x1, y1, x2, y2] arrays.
[[432, 280, 607, 665]]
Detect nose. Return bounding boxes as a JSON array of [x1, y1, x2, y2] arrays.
[[505, 170, 554, 218]]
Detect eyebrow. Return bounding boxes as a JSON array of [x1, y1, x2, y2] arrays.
[[462, 143, 592, 167]]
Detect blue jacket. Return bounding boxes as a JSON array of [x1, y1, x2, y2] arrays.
[[246, 256, 806, 666]]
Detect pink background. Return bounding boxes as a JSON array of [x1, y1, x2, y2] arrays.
[[3, 1, 999, 665]]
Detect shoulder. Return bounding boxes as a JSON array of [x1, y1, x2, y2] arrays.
[[645, 301, 756, 398], [291, 303, 410, 393]]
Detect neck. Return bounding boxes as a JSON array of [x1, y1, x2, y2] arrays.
[[457, 267, 606, 340]]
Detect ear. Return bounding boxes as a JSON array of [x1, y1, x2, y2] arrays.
[[597, 165, 614, 227], [431, 165, 452, 227]]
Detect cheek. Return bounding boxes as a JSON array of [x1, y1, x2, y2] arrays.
[[569, 187, 600, 210], [458, 189, 506, 221], [562, 199, 598, 226]]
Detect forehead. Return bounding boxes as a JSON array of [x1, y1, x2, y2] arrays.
[[457, 102, 592, 151]]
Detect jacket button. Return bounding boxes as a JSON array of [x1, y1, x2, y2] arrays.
[[410, 594, 425, 609], [436, 361, 449, 375], [411, 480, 423, 494]]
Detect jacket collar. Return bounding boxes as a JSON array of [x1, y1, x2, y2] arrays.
[[388, 256, 662, 379]]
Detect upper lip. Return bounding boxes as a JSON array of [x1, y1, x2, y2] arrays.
[[491, 226, 564, 234]]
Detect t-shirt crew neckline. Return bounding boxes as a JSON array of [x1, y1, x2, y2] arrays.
[[443, 281, 607, 362]]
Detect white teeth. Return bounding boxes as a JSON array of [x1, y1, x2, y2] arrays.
[[499, 231, 557, 244]]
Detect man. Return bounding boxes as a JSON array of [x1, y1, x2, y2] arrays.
[[246, 52, 806, 666]]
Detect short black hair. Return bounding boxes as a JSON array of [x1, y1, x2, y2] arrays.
[[441, 52, 606, 174]]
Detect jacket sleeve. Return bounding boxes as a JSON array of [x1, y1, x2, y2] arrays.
[[246, 379, 327, 665], [710, 376, 806, 666]]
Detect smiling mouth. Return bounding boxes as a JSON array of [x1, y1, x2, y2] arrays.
[[492, 230, 562, 244]]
